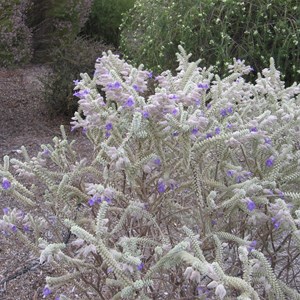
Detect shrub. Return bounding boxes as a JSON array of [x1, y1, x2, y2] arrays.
[[43, 36, 113, 117], [120, 0, 300, 85], [0, 0, 32, 67], [27, 0, 93, 62], [1, 47, 300, 299], [82, 0, 135, 46]]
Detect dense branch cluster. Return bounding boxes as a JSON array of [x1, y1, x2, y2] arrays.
[[1, 46, 300, 299]]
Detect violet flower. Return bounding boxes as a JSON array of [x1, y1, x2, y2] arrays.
[[125, 96, 135, 107], [11, 224, 17, 232], [153, 158, 161, 166], [105, 123, 113, 131], [142, 111, 149, 118], [43, 287, 52, 297], [226, 170, 235, 177], [88, 198, 95, 206], [271, 217, 280, 230], [191, 128, 199, 135], [215, 127, 221, 135], [157, 181, 166, 193], [137, 262, 144, 271], [265, 157, 274, 167], [220, 108, 227, 117], [133, 84, 140, 91], [197, 83, 209, 89], [2, 178, 11, 190], [248, 240, 257, 252], [247, 199, 256, 211]]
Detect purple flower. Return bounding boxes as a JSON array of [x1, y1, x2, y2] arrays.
[[197, 83, 209, 89], [195, 98, 201, 106], [227, 123, 233, 129], [142, 111, 149, 118], [157, 181, 166, 193], [206, 133, 213, 139], [220, 108, 227, 117], [264, 137, 272, 145], [137, 263, 144, 271], [169, 94, 178, 100], [236, 175, 243, 183], [207, 103, 212, 109], [153, 158, 161, 166], [215, 127, 221, 135], [133, 84, 140, 91], [147, 71, 153, 78], [95, 197, 102, 203], [247, 199, 256, 211], [11, 224, 17, 232], [265, 157, 274, 167], [73, 79, 80, 85], [88, 198, 95, 206], [42, 149, 51, 156], [82, 128, 87, 135], [172, 108, 179, 115], [226, 170, 235, 177], [250, 127, 258, 132], [3, 207, 9, 215], [248, 240, 257, 252], [271, 217, 280, 230], [172, 131, 179, 137], [73, 89, 89, 98], [191, 128, 199, 135], [23, 224, 30, 232], [211, 220, 217, 226], [113, 82, 121, 89], [107, 82, 121, 90], [2, 178, 11, 190], [125, 96, 135, 107], [105, 131, 111, 138], [227, 107, 233, 114], [104, 196, 112, 204], [105, 123, 113, 131], [43, 287, 52, 297]]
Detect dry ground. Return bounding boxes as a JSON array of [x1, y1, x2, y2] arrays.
[[0, 65, 91, 299]]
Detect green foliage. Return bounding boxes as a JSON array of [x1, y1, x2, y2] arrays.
[[120, 0, 300, 85], [0, 0, 32, 67], [82, 0, 135, 46], [23, 0, 97, 116], [43, 36, 112, 117], [27, 0, 92, 62]]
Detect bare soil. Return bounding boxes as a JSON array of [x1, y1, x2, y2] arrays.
[[0, 65, 90, 299]]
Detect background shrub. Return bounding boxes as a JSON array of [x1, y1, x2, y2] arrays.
[[24, 0, 99, 117], [82, 0, 135, 47], [0, 0, 33, 67], [120, 0, 300, 85], [27, 0, 93, 62], [43, 36, 112, 117]]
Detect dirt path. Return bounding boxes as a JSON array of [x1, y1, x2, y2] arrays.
[[0, 64, 87, 299]]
